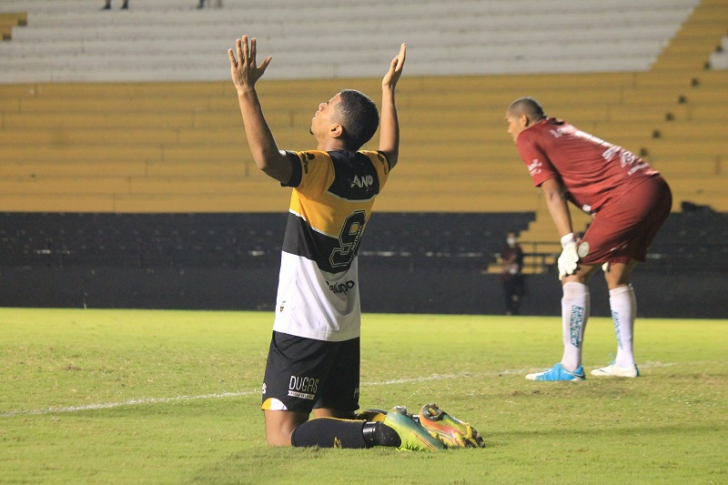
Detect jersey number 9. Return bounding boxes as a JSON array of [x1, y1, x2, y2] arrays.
[[329, 211, 366, 268]]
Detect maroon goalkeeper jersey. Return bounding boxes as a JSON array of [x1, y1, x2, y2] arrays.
[[515, 117, 659, 214]]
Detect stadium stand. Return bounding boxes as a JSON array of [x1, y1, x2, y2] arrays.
[[645, 207, 728, 273], [0, 209, 723, 316], [709, 36, 728, 69], [0, 0, 726, 314], [2, 210, 722, 273], [0, 212, 535, 269], [0, 12, 26, 40], [0, 0, 704, 82]]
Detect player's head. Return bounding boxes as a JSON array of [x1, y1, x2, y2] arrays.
[[310, 89, 379, 150], [337, 90, 380, 150], [505, 97, 546, 143]]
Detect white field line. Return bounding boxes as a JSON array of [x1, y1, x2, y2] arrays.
[[0, 361, 688, 418]]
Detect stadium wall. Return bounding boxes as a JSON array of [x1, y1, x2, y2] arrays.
[[0, 211, 724, 318], [0, 265, 724, 319]]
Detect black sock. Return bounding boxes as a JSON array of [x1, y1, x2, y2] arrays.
[[291, 418, 369, 448]]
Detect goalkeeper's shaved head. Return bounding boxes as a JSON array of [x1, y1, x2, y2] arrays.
[[507, 97, 546, 123]]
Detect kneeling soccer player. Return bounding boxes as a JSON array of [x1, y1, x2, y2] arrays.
[[228, 35, 474, 450]]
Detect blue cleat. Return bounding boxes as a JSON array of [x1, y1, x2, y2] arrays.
[[526, 363, 585, 381]]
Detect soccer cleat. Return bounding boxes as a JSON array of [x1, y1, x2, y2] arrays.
[[591, 362, 639, 378], [383, 406, 445, 451], [416, 403, 485, 448], [526, 363, 585, 381], [354, 408, 388, 422]]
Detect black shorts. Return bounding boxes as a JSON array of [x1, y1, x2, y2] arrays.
[[261, 331, 360, 414]]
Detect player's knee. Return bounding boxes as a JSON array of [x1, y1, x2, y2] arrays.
[[265, 428, 294, 446], [263, 408, 307, 447], [265, 420, 298, 446], [562, 281, 589, 299], [603, 261, 635, 288]]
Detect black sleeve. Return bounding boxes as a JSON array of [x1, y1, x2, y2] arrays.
[[281, 151, 303, 188]]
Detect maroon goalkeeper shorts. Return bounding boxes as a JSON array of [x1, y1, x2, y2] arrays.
[[579, 175, 672, 265]]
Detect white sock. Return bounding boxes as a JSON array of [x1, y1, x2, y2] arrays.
[[609, 284, 636, 367], [561, 282, 590, 371]]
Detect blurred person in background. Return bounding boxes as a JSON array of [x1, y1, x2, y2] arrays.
[[498, 231, 525, 316]]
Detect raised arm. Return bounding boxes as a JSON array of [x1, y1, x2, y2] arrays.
[[379, 44, 406, 169], [228, 35, 292, 184]]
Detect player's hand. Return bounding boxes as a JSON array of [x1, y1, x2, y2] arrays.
[[558, 233, 580, 280], [382, 43, 406, 91], [228, 35, 272, 93]]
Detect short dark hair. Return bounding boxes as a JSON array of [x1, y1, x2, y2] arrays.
[[507, 97, 546, 122], [336, 89, 380, 150]]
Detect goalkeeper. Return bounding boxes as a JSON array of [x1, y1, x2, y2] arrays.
[[505, 97, 672, 381]]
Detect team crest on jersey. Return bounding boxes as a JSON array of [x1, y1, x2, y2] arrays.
[[577, 242, 590, 258]]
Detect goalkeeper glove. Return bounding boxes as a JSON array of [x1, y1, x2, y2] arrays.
[[558, 233, 580, 280]]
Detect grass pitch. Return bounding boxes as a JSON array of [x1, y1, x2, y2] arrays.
[[1, 308, 726, 484]]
